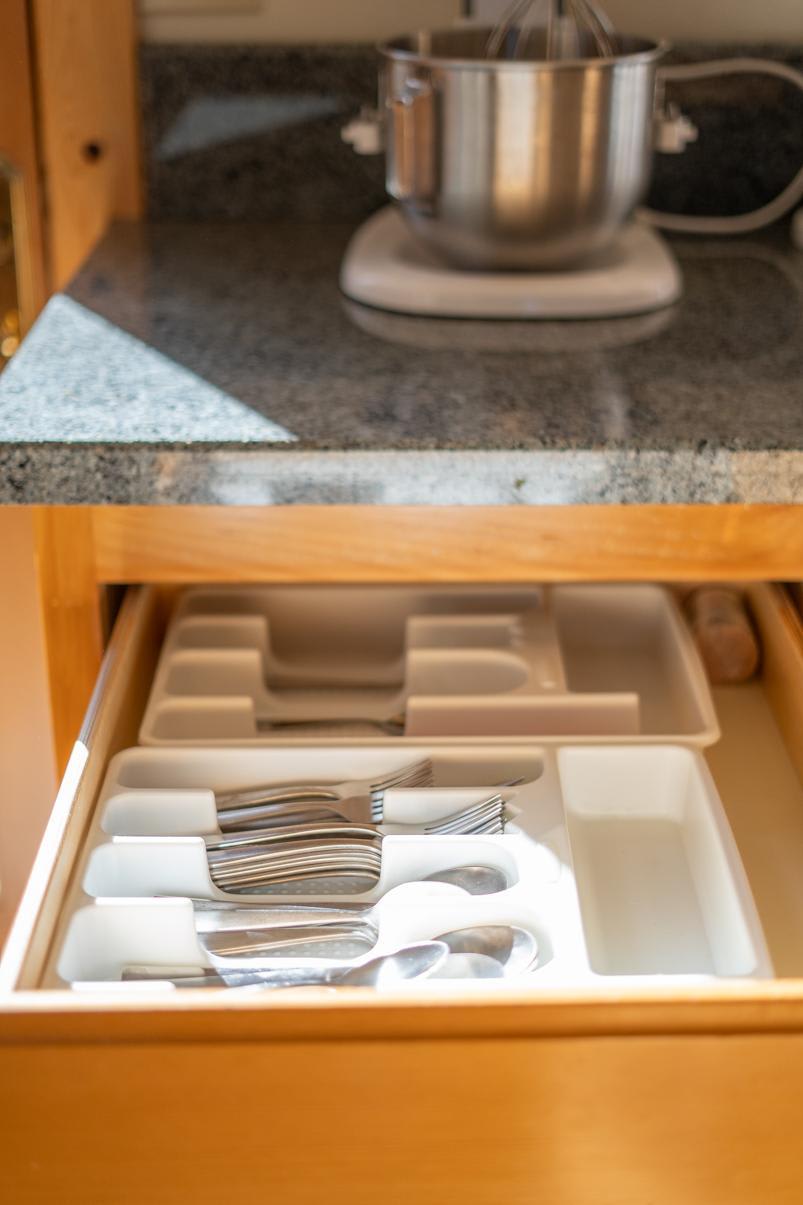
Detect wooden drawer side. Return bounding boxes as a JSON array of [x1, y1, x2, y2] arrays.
[[0, 586, 168, 992], [748, 583, 803, 786]]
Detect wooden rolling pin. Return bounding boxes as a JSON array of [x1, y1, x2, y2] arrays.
[[684, 587, 761, 685]]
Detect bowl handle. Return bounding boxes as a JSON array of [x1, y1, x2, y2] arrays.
[[387, 78, 436, 206]]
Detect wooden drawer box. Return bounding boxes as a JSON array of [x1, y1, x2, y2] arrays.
[[2, 582, 803, 1205]]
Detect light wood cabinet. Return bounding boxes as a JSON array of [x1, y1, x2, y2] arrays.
[[2, 3, 803, 1198], [1, 508, 803, 1203]]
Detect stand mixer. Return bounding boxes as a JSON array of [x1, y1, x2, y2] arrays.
[[341, 1, 803, 321]]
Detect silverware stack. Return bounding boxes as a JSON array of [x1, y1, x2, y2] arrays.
[[123, 923, 540, 988], [206, 792, 508, 892], [203, 758, 508, 892], [214, 758, 436, 829], [71, 741, 544, 989]]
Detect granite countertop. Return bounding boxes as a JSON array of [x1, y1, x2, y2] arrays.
[[0, 219, 801, 505]]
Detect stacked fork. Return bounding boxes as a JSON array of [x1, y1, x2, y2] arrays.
[[206, 795, 507, 892], [214, 758, 436, 831], [207, 827, 383, 892]]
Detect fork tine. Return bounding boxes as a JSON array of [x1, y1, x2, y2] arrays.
[[436, 809, 504, 835], [429, 813, 502, 836], [448, 812, 504, 837], [438, 795, 501, 824], [373, 756, 433, 786], [424, 793, 506, 835], [371, 758, 434, 796], [427, 807, 493, 835], [369, 757, 434, 823], [471, 819, 505, 836]]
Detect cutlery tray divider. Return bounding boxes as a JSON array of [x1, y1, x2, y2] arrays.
[[138, 585, 718, 745], [46, 742, 771, 989]]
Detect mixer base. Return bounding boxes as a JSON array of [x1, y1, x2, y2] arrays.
[[340, 206, 682, 320]]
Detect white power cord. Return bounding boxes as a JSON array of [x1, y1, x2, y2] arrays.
[[792, 207, 803, 250], [643, 58, 803, 236]]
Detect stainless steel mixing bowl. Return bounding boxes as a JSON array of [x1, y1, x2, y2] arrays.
[[379, 28, 668, 270]]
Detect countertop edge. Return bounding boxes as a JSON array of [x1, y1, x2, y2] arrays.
[[1, 446, 801, 506]]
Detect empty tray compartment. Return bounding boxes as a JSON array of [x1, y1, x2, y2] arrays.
[[553, 585, 716, 739], [558, 746, 770, 977]]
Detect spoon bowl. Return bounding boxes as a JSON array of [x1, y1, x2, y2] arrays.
[[430, 953, 506, 980], [338, 942, 448, 987], [424, 865, 509, 895], [434, 924, 539, 976]]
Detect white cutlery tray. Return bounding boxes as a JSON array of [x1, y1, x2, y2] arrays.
[[52, 742, 771, 991], [138, 585, 719, 746]]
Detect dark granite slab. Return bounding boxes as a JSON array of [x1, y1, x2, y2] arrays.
[[139, 41, 803, 224], [0, 220, 801, 504], [140, 44, 386, 222]]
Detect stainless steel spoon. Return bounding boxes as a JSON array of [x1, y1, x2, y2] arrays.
[[196, 922, 538, 973], [427, 954, 505, 980], [123, 923, 537, 985], [121, 941, 448, 989], [181, 863, 511, 948], [425, 864, 509, 896], [434, 925, 539, 977], [186, 863, 509, 919]]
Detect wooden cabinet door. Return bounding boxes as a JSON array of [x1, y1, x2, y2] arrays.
[[1, 0, 141, 318], [30, 0, 143, 288], [0, 0, 46, 337]]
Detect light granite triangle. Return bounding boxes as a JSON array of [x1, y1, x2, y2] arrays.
[[0, 295, 297, 444]]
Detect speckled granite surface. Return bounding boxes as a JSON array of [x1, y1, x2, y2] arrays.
[[0, 220, 801, 504], [140, 44, 385, 222]]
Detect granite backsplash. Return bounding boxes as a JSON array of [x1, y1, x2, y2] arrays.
[[139, 41, 803, 224]]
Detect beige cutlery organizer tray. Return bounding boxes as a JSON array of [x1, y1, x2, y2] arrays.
[[139, 585, 719, 745], [51, 741, 771, 992]]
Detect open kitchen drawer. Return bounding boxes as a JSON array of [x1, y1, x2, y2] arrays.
[[2, 582, 803, 1205]]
